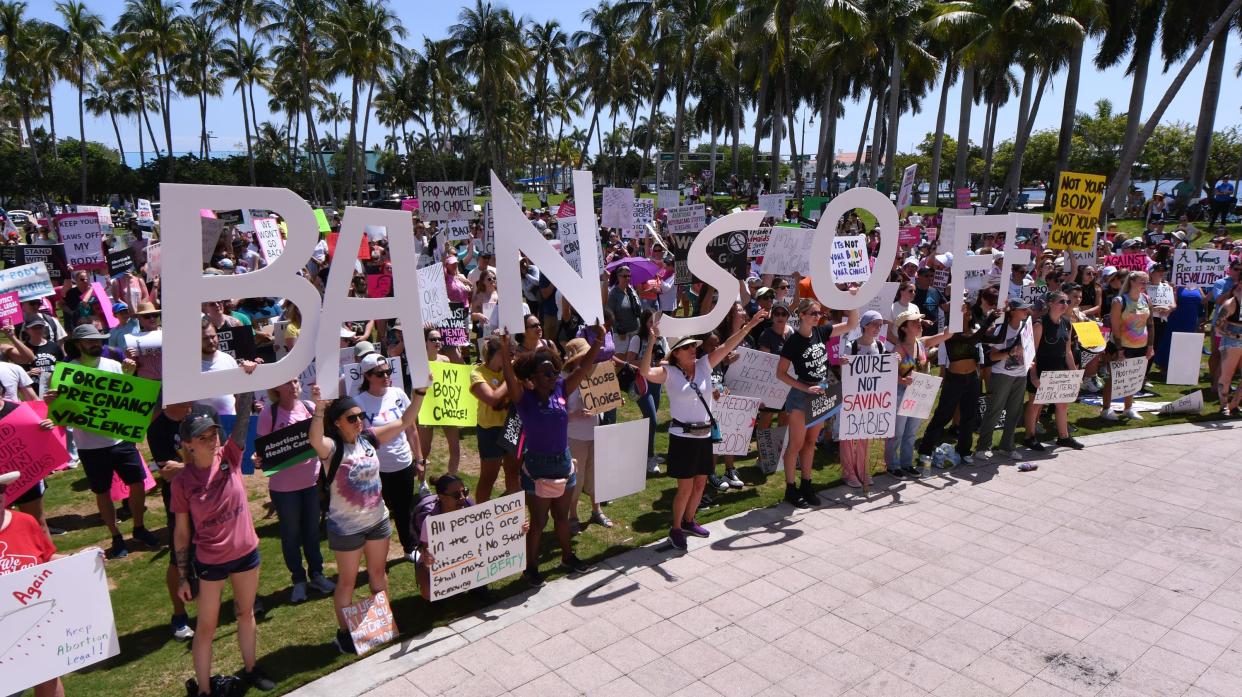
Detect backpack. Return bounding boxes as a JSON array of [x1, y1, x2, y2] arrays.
[[269, 399, 315, 433], [319, 431, 380, 500]]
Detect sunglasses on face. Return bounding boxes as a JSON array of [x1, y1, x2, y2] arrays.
[[370, 370, 392, 378], [1053, 299, 1069, 305], [773, 311, 789, 318], [445, 486, 469, 500], [427, 337, 443, 343], [526, 323, 542, 330], [343, 412, 365, 424]]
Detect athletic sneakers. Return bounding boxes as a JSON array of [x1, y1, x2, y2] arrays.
[[107, 534, 129, 559], [669, 526, 688, 550], [1055, 437, 1086, 450], [960, 454, 975, 465], [646, 457, 662, 474], [241, 666, 276, 691], [132, 526, 160, 547], [1100, 408, 1119, 421], [1125, 407, 1143, 420], [333, 629, 357, 655], [708, 474, 729, 491], [171, 614, 194, 641], [724, 469, 744, 489], [290, 582, 308, 604], [524, 568, 545, 588], [999, 450, 1019, 460], [309, 574, 336, 594], [1023, 438, 1046, 452], [681, 520, 710, 538], [559, 554, 595, 574]]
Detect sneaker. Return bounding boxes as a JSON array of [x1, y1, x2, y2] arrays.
[[66, 458, 80, 469], [171, 614, 194, 641], [655, 455, 666, 464], [241, 666, 276, 691], [697, 493, 715, 510], [844, 478, 862, 488], [333, 629, 357, 655], [783, 483, 809, 508], [681, 520, 710, 538], [999, 450, 1019, 460], [48, 526, 66, 536], [724, 469, 744, 489], [309, 574, 336, 594], [107, 534, 129, 559], [1023, 438, 1046, 452], [1017, 462, 1038, 472], [132, 526, 160, 547], [559, 554, 595, 574], [1124, 408, 1143, 420], [980, 450, 994, 460], [900, 466, 921, 477], [961, 454, 975, 465], [1100, 408, 1119, 421], [708, 474, 729, 491], [669, 526, 688, 550], [1090, 376, 1104, 392], [799, 479, 821, 507], [646, 457, 662, 474], [1055, 437, 1086, 450], [524, 568, 545, 588], [885, 468, 906, 478], [588, 510, 614, 528], [290, 582, 308, 604]]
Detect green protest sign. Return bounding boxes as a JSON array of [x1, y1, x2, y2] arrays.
[[48, 362, 161, 442], [314, 208, 331, 233]]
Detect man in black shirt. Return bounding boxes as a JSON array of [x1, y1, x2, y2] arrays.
[[913, 267, 948, 332]]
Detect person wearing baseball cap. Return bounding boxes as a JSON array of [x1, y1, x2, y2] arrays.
[[976, 298, 1033, 461], [0, 468, 62, 697], [838, 310, 887, 489]]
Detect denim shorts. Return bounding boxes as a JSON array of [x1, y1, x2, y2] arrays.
[[328, 518, 392, 552], [520, 448, 576, 495], [784, 388, 810, 413], [194, 547, 260, 582]]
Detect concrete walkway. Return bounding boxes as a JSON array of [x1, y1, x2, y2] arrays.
[[291, 420, 1242, 697]]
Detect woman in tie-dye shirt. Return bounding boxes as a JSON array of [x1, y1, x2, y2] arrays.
[[308, 382, 428, 655]]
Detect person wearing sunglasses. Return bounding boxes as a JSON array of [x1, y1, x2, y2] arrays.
[[776, 298, 858, 508], [516, 313, 556, 355], [353, 353, 424, 563], [417, 331, 460, 476], [0, 469, 62, 697], [498, 324, 604, 586], [1100, 271, 1154, 422], [307, 379, 427, 655], [608, 265, 643, 347], [1024, 291, 1084, 450]]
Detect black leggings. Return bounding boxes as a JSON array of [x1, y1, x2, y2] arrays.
[[918, 371, 981, 457], [379, 466, 417, 554]]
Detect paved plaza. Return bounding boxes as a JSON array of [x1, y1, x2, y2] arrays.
[[292, 421, 1242, 697]]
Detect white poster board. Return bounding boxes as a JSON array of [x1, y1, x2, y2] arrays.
[[0, 262, 55, 301], [666, 204, 706, 234], [136, 198, 154, 227], [722, 348, 790, 410], [758, 194, 787, 220], [1160, 390, 1203, 415], [896, 372, 942, 420], [897, 164, 917, 217], [1166, 332, 1204, 385], [444, 220, 471, 242], [1033, 369, 1085, 404], [658, 189, 680, 211], [629, 198, 654, 239], [253, 217, 284, 263], [601, 187, 635, 229], [417, 263, 452, 324], [1109, 356, 1148, 399], [712, 394, 761, 456], [342, 356, 404, 396], [201, 217, 227, 261], [75, 204, 113, 229], [592, 419, 649, 500], [145, 242, 161, 282], [0, 550, 120, 694], [840, 352, 898, 439], [1172, 249, 1229, 289], [342, 591, 395, 656], [426, 492, 526, 600], [760, 226, 813, 275], [55, 213, 105, 269], [417, 181, 474, 221], [830, 235, 871, 283], [747, 227, 771, 258]]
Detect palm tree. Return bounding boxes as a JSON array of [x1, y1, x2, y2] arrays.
[[219, 35, 268, 185], [56, 0, 105, 200], [525, 19, 570, 184], [175, 17, 223, 158], [0, 1, 50, 202], [319, 91, 348, 146], [28, 20, 64, 160], [1049, 0, 1106, 210], [84, 82, 125, 163], [572, 1, 625, 171], [115, 0, 186, 180], [195, 0, 269, 185], [113, 48, 163, 164]]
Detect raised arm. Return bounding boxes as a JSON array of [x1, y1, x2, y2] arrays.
[[229, 391, 254, 448], [374, 380, 430, 444], [638, 322, 668, 385], [708, 309, 768, 368], [308, 383, 335, 460], [565, 323, 605, 389], [498, 332, 524, 404]]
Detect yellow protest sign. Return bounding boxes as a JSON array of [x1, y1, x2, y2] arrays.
[[1048, 172, 1105, 252], [417, 362, 478, 426], [1072, 321, 1105, 349]]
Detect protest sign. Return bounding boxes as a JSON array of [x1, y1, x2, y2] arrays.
[[1102, 253, 1148, 272], [93, 283, 118, 329], [0, 550, 120, 694], [666, 231, 694, 285], [558, 219, 582, 272], [136, 198, 155, 227], [658, 189, 680, 210], [201, 216, 227, 261], [1160, 390, 1203, 415], [760, 226, 812, 275], [124, 330, 163, 380], [830, 235, 870, 283], [556, 200, 576, 218], [48, 362, 160, 442], [14, 244, 68, 285], [366, 270, 393, 298], [840, 352, 897, 439], [342, 356, 404, 396], [363, 224, 387, 243], [722, 348, 789, 410], [897, 372, 942, 420], [480, 201, 495, 255], [438, 303, 470, 347], [1033, 369, 1085, 404], [256, 420, 315, 475], [956, 187, 971, 209], [106, 249, 135, 278], [666, 204, 706, 234], [592, 419, 648, 500], [630, 198, 654, 238], [747, 227, 771, 258], [1167, 332, 1204, 385], [1048, 172, 1105, 251], [1150, 284, 1175, 307], [0, 290, 20, 325], [806, 372, 843, 427], [417, 181, 473, 221], [802, 195, 829, 220], [426, 492, 525, 600], [498, 410, 522, 455], [1072, 321, 1105, 349], [342, 591, 395, 656], [1172, 249, 1229, 288], [400, 198, 419, 212], [417, 263, 452, 324], [54, 212, 105, 270], [0, 401, 70, 501], [253, 217, 284, 262], [601, 187, 635, 229], [145, 242, 161, 282], [899, 226, 921, 247], [755, 425, 787, 475], [705, 229, 749, 280], [579, 362, 624, 416], [76, 204, 114, 228], [860, 281, 900, 322], [897, 164, 917, 217], [1109, 356, 1148, 399], [712, 394, 761, 456], [0, 262, 54, 301], [444, 220, 472, 242], [758, 193, 787, 220], [313, 208, 332, 233], [417, 361, 477, 426], [215, 323, 257, 360]]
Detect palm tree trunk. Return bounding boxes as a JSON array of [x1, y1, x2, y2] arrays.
[[77, 68, 88, 202], [731, 75, 741, 180], [1187, 32, 1228, 202], [637, 61, 665, 186], [981, 95, 999, 207], [108, 109, 126, 165], [708, 124, 719, 193], [199, 93, 208, 158], [401, 122, 416, 193], [952, 64, 974, 191], [751, 54, 770, 193], [824, 83, 839, 196], [578, 100, 601, 169], [141, 99, 161, 158], [157, 52, 175, 180], [814, 83, 831, 196], [851, 93, 875, 188], [357, 79, 376, 200], [672, 76, 687, 192], [45, 77, 58, 160], [1111, 42, 1151, 215], [869, 82, 885, 187], [784, 68, 800, 207], [298, 40, 334, 205], [241, 79, 256, 186], [1051, 38, 1083, 211], [20, 103, 47, 206], [1000, 65, 1036, 210], [1002, 68, 1050, 210], [609, 106, 619, 185], [344, 75, 360, 203], [770, 82, 783, 188], [929, 58, 954, 209], [137, 111, 145, 167], [883, 43, 902, 189]]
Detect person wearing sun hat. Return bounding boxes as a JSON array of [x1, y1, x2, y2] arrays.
[[885, 307, 953, 477], [561, 337, 615, 532]]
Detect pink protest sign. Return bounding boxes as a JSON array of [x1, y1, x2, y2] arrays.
[[93, 282, 118, 328], [110, 452, 156, 503], [400, 198, 419, 212], [827, 336, 842, 366], [0, 290, 21, 325], [200, 208, 217, 219], [366, 272, 393, 298], [0, 400, 71, 501], [956, 188, 971, 209], [899, 227, 920, 247], [557, 202, 576, 219]]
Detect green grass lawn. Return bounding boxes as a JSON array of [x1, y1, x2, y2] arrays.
[[37, 347, 1232, 697]]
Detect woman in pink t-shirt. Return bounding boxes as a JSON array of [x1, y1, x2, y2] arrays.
[[171, 398, 276, 695]]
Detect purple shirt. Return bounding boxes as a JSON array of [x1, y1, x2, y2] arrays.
[[576, 325, 615, 362], [516, 377, 569, 454]]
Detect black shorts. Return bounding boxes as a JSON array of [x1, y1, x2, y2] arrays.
[[12, 479, 45, 505], [80, 441, 147, 494], [666, 434, 715, 479], [194, 547, 260, 582], [1105, 344, 1147, 360]]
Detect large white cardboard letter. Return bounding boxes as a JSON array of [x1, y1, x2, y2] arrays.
[[948, 214, 1007, 332], [996, 213, 1038, 308], [807, 188, 898, 310], [493, 170, 603, 332], [664, 210, 766, 338], [316, 207, 429, 398], [161, 184, 322, 404]]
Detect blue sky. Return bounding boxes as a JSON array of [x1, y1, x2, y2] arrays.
[[26, 0, 1242, 171]]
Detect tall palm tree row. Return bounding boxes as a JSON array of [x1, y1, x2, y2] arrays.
[[1, 0, 1239, 205]]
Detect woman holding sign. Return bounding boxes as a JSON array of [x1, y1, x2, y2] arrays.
[[885, 309, 951, 476], [307, 381, 427, 655], [1100, 271, 1154, 421], [417, 329, 461, 476], [498, 326, 603, 586], [1023, 291, 1084, 451], [1214, 283, 1242, 415], [639, 309, 769, 550]]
